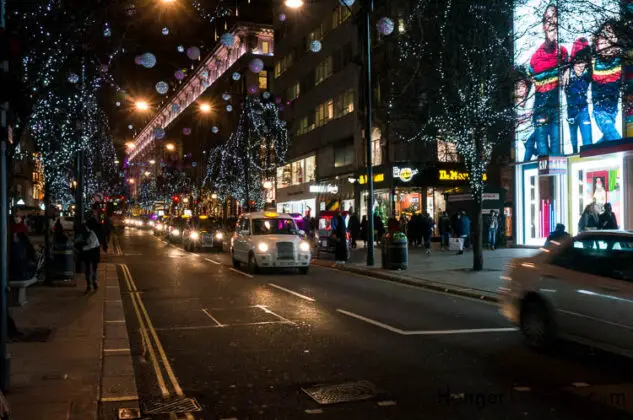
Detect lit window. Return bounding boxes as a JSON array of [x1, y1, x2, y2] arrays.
[[286, 82, 300, 101], [334, 143, 354, 168], [261, 41, 270, 54], [398, 18, 405, 33], [315, 56, 333, 86], [305, 156, 316, 182], [437, 140, 459, 162], [258, 70, 268, 89], [332, 4, 351, 29], [371, 127, 382, 166], [296, 116, 309, 136]]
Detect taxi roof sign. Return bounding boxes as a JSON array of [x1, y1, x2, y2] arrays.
[[264, 211, 278, 217], [198, 215, 208, 219]]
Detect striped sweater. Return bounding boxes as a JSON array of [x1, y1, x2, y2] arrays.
[[592, 56, 622, 114], [529, 42, 568, 93]]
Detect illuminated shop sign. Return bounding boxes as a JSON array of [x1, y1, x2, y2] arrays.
[[358, 173, 385, 185], [438, 170, 487, 182], [309, 184, 339, 194], [538, 156, 567, 175], [393, 166, 419, 182]]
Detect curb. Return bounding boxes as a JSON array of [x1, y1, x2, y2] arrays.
[[311, 259, 500, 303]]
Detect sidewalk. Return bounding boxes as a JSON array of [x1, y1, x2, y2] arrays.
[[5, 262, 136, 420], [314, 245, 539, 302]]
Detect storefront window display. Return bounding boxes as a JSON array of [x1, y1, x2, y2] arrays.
[[395, 190, 422, 217], [277, 198, 316, 216], [569, 154, 623, 235], [276, 155, 316, 189], [360, 190, 390, 223]]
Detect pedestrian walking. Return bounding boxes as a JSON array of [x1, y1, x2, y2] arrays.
[[349, 212, 360, 249], [488, 210, 499, 250], [422, 212, 434, 255], [360, 215, 368, 247], [455, 211, 470, 255], [598, 202, 618, 229], [438, 211, 451, 251], [333, 213, 348, 263], [76, 221, 101, 293], [374, 213, 385, 246]]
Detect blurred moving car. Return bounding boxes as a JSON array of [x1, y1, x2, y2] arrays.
[[231, 211, 311, 274], [183, 216, 225, 252], [500, 230, 633, 357], [153, 216, 169, 237], [167, 216, 187, 243]]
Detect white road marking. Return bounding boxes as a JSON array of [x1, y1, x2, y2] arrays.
[[105, 320, 126, 323], [153, 321, 294, 331], [256, 305, 296, 325], [305, 409, 323, 414], [205, 258, 221, 265], [99, 395, 139, 402], [336, 309, 517, 335], [513, 386, 531, 392], [572, 382, 591, 388], [201, 309, 224, 327], [268, 283, 316, 302], [104, 348, 131, 353], [377, 400, 397, 407], [229, 267, 254, 278]]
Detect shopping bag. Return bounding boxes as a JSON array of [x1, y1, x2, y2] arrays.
[[449, 237, 463, 251]]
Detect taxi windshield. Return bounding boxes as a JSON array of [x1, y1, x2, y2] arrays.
[[252, 218, 297, 235], [195, 219, 220, 231]]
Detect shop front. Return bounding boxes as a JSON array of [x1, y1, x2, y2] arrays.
[[276, 183, 316, 217]]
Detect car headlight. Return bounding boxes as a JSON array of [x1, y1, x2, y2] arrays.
[[171, 229, 180, 236], [190, 231, 199, 240], [257, 242, 269, 253], [149, 221, 155, 227], [215, 232, 224, 240], [299, 241, 311, 252]]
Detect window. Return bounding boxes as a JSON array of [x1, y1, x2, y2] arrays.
[[258, 70, 268, 89], [371, 127, 382, 166], [332, 4, 351, 29], [315, 56, 333, 86], [261, 41, 270, 54], [277, 156, 317, 187], [334, 89, 354, 118], [342, 43, 353, 66], [398, 18, 406, 33], [292, 160, 304, 184], [552, 236, 633, 280], [274, 53, 294, 77], [277, 164, 292, 188], [315, 100, 334, 127], [305, 155, 316, 182], [334, 142, 354, 168], [296, 116, 309, 136], [437, 140, 459, 162], [306, 23, 325, 50], [286, 82, 300, 101], [238, 217, 250, 233]]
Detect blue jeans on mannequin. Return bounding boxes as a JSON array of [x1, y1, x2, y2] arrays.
[[535, 118, 560, 156], [568, 107, 592, 153], [593, 108, 620, 143]]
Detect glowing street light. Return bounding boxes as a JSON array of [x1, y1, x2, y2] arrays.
[[149, 159, 156, 164], [165, 143, 175, 151], [161, 0, 176, 3], [211, 193, 218, 199], [114, 159, 120, 164], [144, 171, 151, 176], [199, 102, 212, 113], [284, 0, 304, 8], [126, 142, 136, 149], [135, 100, 150, 111], [128, 178, 135, 184]]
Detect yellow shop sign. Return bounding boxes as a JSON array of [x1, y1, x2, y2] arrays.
[[438, 170, 487, 182]]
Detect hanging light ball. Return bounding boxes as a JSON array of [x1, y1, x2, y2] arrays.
[[247, 84, 258, 94], [161, 27, 169, 36], [310, 40, 322, 53], [202, 80, 210, 88], [262, 91, 271, 99], [67, 73, 79, 84], [279, 13, 287, 22], [220, 33, 235, 48], [232, 72, 241, 81], [128, 124, 133, 130], [171, 103, 180, 113], [183, 127, 192, 135], [222, 93, 231, 101], [249, 58, 264, 73], [177, 45, 185, 53], [175, 70, 186, 80], [339, 0, 355, 6], [226, 105, 233, 112], [115, 101, 121, 107], [186, 46, 201, 60], [141, 53, 157, 68], [192, 162, 197, 167], [376, 17, 395, 36], [155, 81, 169, 95], [104, 26, 112, 38], [153, 127, 166, 139], [211, 126, 219, 134], [201, 70, 209, 79]]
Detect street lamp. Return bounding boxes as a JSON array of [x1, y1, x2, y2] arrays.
[[165, 143, 175, 151], [128, 178, 135, 184], [135, 100, 150, 112], [126, 141, 136, 150], [199, 102, 212, 113], [149, 159, 156, 164], [144, 171, 151, 176], [284, 0, 304, 8], [282, 0, 376, 265], [161, 0, 176, 3]]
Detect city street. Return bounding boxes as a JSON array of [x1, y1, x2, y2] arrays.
[[110, 228, 633, 419]]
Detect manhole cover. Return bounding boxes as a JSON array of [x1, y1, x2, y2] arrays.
[[141, 397, 201, 414], [302, 380, 380, 405]]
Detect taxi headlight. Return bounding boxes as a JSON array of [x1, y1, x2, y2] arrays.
[[171, 228, 180, 236], [299, 241, 310, 253], [149, 221, 155, 227], [215, 232, 224, 240], [257, 242, 269, 253], [190, 231, 199, 240]]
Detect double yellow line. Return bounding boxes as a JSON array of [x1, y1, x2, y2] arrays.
[[120, 264, 194, 420]]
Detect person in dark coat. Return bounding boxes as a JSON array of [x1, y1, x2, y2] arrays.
[[599, 202, 618, 230], [438, 211, 451, 251], [545, 223, 571, 246], [360, 215, 368, 247], [374, 213, 385, 245], [76, 223, 101, 292], [333, 213, 348, 263], [578, 203, 599, 232], [421, 212, 434, 255], [87, 217, 107, 252], [349, 213, 360, 249]]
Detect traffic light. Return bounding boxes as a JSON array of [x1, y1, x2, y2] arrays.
[[173, 195, 180, 203]]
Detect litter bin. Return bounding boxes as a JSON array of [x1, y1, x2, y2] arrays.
[[51, 242, 75, 280], [382, 232, 408, 270]]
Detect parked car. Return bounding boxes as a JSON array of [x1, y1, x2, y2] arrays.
[[499, 230, 633, 357], [231, 211, 311, 274], [183, 216, 225, 252]]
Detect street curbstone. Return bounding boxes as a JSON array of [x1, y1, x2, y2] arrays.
[[312, 259, 500, 303]]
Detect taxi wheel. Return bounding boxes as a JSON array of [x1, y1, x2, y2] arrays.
[[520, 298, 555, 351], [299, 267, 309, 275], [248, 253, 259, 274]]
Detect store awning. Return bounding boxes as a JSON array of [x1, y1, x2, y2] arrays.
[[580, 137, 633, 158]]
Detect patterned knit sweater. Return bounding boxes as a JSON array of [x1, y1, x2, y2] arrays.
[[592, 56, 622, 114]]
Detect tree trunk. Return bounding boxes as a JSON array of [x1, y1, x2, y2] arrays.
[[472, 198, 484, 271]]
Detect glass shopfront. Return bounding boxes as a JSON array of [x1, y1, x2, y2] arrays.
[[277, 198, 316, 216], [569, 154, 624, 235]]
